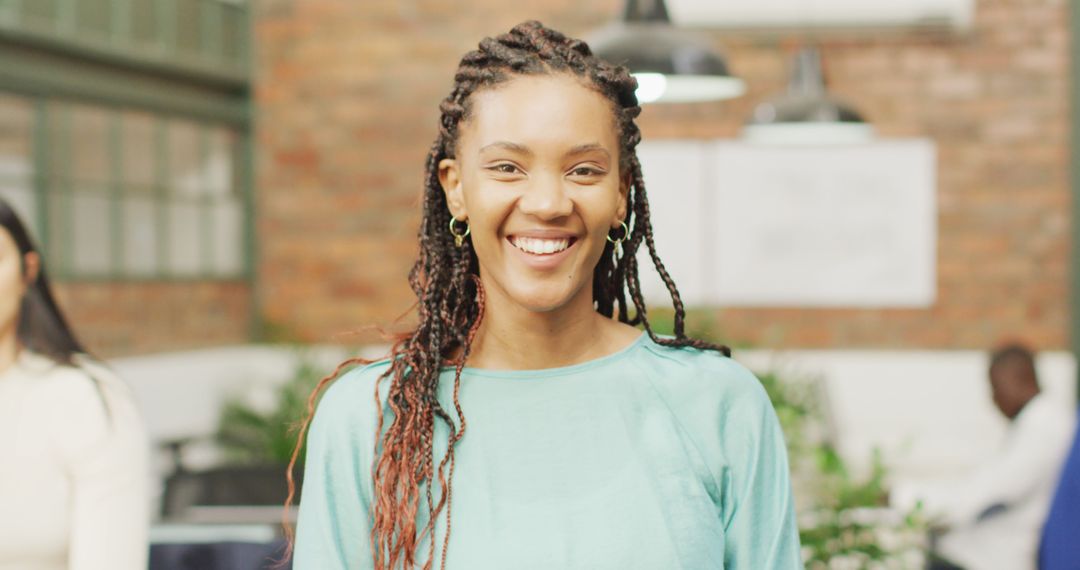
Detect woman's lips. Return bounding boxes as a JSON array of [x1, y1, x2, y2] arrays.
[[508, 235, 574, 254], [506, 235, 578, 270]]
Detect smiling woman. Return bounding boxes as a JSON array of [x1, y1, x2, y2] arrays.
[[439, 74, 634, 322], [289, 20, 802, 570]]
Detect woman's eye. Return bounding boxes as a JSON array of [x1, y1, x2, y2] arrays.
[[490, 164, 521, 175], [570, 166, 604, 177]]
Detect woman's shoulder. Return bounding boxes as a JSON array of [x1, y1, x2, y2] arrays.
[[637, 336, 772, 413], [19, 352, 147, 462], [310, 358, 394, 435], [320, 358, 393, 400], [636, 338, 786, 473], [20, 352, 113, 403]]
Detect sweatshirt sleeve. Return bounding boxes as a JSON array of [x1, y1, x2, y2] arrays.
[[49, 365, 150, 570], [717, 362, 804, 569], [294, 364, 385, 570]]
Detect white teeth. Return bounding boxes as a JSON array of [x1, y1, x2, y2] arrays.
[[510, 236, 571, 255]]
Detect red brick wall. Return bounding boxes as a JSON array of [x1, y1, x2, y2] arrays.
[[54, 281, 252, 357], [253, 0, 1070, 350]]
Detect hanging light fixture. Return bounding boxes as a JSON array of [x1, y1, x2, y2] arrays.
[[588, 0, 746, 104], [743, 46, 873, 144]]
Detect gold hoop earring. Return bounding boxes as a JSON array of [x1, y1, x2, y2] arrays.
[[449, 216, 470, 247], [607, 220, 630, 245]]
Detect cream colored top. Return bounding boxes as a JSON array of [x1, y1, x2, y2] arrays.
[[893, 392, 1077, 570], [0, 351, 149, 570]]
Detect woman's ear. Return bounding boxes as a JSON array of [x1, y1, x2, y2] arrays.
[[438, 158, 467, 220], [22, 251, 39, 287], [613, 172, 631, 226]]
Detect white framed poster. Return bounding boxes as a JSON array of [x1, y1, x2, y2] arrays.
[[634, 141, 710, 307], [636, 139, 937, 308]]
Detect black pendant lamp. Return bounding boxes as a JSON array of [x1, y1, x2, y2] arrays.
[[743, 46, 873, 144], [588, 0, 745, 104]]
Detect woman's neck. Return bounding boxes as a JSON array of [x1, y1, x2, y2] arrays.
[[0, 326, 20, 375], [463, 282, 640, 371]]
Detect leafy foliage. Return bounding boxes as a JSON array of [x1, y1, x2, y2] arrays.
[[758, 368, 927, 568], [673, 311, 929, 568], [216, 356, 326, 468]]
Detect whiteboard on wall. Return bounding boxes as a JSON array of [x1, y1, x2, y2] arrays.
[[636, 139, 937, 308], [633, 142, 710, 308]]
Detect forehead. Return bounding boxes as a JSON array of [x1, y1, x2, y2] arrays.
[[460, 74, 618, 152], [990, 357, 1029, 380], [0, 228, 16, 254]]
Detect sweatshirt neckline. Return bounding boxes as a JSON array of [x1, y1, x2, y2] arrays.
[[440, 331, 651, 379]]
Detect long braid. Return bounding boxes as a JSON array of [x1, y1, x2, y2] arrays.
[[285, 20, 731, 570]]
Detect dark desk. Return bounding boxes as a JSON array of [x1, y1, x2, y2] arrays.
[[150, 539, 291, 570], [150, 508, 297, 570]]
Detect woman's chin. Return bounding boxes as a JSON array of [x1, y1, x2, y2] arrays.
[[504, 282, 583, 314], [512, 296, 573, 314]]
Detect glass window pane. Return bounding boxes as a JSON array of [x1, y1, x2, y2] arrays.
[[0, 94, 38, 238], [71, 191, 112, 275], [46, 191, 70, 274], [46, 104, 69, 191], [27, 99, 247, 280], [167, 201, 202, 276], [5, 0, 248, 73], [206, 128, 232, 196], [208, 127, 242, 276], [56, 103, 115, 276], [77, 0, 111, 39], [175, 0, 202, 57], [167, 119, 205, 276], [20, 0, 58, 28], [68, 104, 110, 185], [44, 103, 74, 274], [123, 196, 158, 276], [221, 6, 242, 66], [131, 0, 157, 46], [170, 120, 204, 198], [123, 111, 158, 191], [211, 198, 242, 276]]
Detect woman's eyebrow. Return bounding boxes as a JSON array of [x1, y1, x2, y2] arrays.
[[565, 143, 609, 158], [479, 141, 532, 156]]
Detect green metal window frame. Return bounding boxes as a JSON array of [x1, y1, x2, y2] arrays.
[[19, 100, 248, 281], [0, 0, 254, 284], [0, 0, 249, 85]]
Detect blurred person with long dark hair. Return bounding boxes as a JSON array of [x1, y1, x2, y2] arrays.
[[0, 198, 148, 570], [288, 20, 801, 570]]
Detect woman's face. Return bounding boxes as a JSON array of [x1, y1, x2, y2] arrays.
[[0, 228, 35, 336], [439, 74, 628, 314]]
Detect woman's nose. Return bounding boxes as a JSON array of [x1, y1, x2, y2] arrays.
[[518, 174, 573, 220]]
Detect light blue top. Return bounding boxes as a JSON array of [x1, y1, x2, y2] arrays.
[[295, 332, 803, 569]]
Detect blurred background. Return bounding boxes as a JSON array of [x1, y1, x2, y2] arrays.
[[0, 0, 1076, 568]]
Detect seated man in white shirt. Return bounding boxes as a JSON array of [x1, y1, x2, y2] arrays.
[[897, 344, 1075, 570]]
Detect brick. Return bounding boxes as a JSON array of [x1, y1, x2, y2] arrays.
[[53, 281, 251, 357], [249, 0, 1071, 351]]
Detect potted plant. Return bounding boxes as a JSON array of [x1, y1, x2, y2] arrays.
[[161, 355, 331, 517]]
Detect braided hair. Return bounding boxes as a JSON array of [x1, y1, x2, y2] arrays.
[[285, 20, 731, 570]]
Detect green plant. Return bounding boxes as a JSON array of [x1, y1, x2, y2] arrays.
[[759, 369, 929, 568], [252, 318, 305, 344], [646, 307, 715, 338], [216, 355, 327, 467], [756, 370, 816, 451], [652, 306, 928, 568]]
